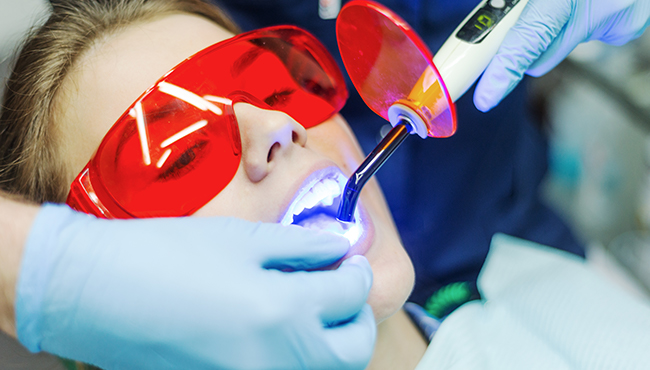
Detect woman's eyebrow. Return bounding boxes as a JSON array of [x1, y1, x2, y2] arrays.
[[231, 46, 264, 78]]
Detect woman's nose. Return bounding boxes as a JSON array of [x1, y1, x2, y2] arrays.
[[234, 102, 308, 182]]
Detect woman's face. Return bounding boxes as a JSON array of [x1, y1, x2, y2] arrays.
[[55, 13, 414, 322]]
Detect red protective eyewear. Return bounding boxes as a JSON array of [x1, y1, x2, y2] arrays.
[[66, 26, 348, 218]]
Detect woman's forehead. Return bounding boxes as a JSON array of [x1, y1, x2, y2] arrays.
[[73, 13, 233, 127]]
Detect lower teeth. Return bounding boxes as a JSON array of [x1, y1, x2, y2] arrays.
[[296, 213, 348, 236]]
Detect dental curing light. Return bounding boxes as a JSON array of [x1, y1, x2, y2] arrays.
[[336, 0, 529, 222]]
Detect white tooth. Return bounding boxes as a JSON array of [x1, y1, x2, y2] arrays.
[[302, 189, 321, 209], [312, 181, 328, 198], [292, 202, 306, 216], [321, 195, 334, 206], [323, 178, 341, 196]]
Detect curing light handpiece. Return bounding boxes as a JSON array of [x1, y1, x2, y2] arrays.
[[337, 118, 415, 222], [335, 0, 529, 223], [337, 103, 430, 223]]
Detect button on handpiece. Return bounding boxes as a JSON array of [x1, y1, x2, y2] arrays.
[[489, 0, 506, 8]]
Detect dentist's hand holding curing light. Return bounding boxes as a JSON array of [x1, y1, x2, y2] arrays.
[[16, 204, 375, 370], [474, 0, 650, 111]]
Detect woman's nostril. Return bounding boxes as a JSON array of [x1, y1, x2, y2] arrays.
[[292, 131, 299, 144], [267, 142, 281, 162]]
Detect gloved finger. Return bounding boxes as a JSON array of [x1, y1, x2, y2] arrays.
[[529, 3, 650, 76], [299, 255, 373, 324], [250, 223, 351, 271], [527, 21, 583, 77], [319, 304, 376, 370], [474, 0, 571, 112]]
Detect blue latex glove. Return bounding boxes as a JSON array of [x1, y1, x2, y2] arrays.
[[474, 0, 650, 111], [16, 204, 375, 370]]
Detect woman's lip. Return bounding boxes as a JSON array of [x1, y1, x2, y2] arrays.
[[342, 202, 374, 258], [320, 203, 375, 270]]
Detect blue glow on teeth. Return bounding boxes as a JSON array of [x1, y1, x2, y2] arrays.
[[280, 173, 364, 245], [281, 177, 341, 225]]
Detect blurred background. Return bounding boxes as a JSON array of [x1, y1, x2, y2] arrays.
[[532, 33, 650, 297], [2, 0, 650, 368], [0, 0, 48, 101]]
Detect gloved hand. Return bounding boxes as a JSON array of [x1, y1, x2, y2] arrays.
[[16, 204, 375, 370], [474, 0, 650, 111]]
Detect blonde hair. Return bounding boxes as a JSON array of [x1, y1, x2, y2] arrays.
[[0, 0, 239, 203]]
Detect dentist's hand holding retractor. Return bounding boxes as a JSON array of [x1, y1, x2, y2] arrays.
[[6, 202, 375, 370]]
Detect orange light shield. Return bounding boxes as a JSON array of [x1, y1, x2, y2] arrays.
[[336, 0, 456, 137]]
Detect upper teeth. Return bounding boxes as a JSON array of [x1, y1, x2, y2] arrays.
[[281, 176, 342, 225], [279, 172, 364, 246], [292, 177, 341, 216]]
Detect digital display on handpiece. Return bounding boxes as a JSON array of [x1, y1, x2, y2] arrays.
[[475, 10, 495, 30], [456, 0, 519, 43]]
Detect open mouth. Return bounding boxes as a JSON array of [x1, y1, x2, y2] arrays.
[[280, 169, 363, 245]]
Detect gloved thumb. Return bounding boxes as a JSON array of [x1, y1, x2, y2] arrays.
[[248, 222, 351, 271], [474, 0, 570, 112]]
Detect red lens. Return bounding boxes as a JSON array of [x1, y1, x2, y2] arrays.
[[67, 26, 347, 218]]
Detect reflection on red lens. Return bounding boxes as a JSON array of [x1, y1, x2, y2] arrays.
[[90, 90, 241, 218]]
